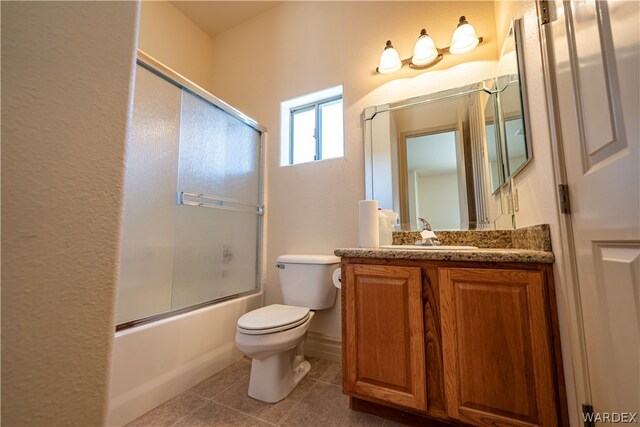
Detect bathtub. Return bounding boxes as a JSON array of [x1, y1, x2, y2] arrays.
[[107, 292, 262, 426]]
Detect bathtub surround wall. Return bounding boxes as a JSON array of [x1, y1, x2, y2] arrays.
[[108, 5, 266, 425], [208, 1, 501, 340], [1, 2, 140, 425]]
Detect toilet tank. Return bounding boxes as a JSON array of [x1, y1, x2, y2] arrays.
[[275, 254, 340, 309]]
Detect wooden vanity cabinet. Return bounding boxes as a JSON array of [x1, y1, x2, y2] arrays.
[[342, 264, 427, 412], [439, 267, 560, 427], [341, 258, 567, 427]]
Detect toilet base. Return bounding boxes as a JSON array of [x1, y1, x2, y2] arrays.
[[247, 345, 311, 403]]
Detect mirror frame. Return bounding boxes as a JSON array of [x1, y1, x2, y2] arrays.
[[504, 18, 533, 179], [484, 77, 506, 195]]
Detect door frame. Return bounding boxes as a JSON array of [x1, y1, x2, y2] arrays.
[[536, 0, 593, 413]]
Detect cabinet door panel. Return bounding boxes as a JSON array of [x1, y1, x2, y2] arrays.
[[439, 268, 558, 427], [343, 264, 426, 412]]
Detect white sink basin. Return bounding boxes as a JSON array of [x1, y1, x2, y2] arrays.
[[379, 245, 479, 251]]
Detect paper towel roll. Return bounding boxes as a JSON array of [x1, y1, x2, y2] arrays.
[[359, 200, 379, 248], [332, 268, 342, 289]]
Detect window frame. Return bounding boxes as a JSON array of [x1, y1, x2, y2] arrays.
[[288, 95, 343, 165]]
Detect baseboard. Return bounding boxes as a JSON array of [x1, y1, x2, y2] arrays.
[[305, 332, 342, 362]]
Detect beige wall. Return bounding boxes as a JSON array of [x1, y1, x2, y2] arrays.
[[492, 1, 560, 231], [139, 1, 215, 92], [1, 2, 139, 425], [208, 1, 499, 337], [417, 173, 461, 230]]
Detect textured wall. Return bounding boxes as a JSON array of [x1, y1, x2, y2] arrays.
[[208, 1, 499, 338], [1, 2, 139, 425], [138, 0, 215, 92]]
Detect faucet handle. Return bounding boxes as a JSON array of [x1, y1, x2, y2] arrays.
[[418, 217, 432, 231]]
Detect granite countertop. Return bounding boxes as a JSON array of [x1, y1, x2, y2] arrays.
[[334, 224, 554, 264], [333, 247, 554, 263]]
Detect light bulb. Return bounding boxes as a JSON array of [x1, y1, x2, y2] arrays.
[[449, 16, 479, 55], [412, 29, 438, 66], [377, 40, 402, 74]]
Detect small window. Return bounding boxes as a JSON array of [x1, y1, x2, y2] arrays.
[[281, 86, 343, 166]]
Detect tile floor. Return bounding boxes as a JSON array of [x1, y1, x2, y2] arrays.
[[125, 356, 405, 427]]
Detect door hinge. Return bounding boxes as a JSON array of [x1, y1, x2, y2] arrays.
[[582, 404, 595, 427], [538, 0, 551, 25], [558, 184, 571, 214]]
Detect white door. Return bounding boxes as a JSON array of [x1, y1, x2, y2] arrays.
[[547, 0, 639, 421]]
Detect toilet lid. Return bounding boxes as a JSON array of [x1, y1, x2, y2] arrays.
[[237, 304, 310, 332]]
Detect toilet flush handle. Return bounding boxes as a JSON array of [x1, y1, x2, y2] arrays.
[[275, 263, 285, 269]]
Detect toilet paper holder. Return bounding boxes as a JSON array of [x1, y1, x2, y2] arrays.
[[332, 267, 342, 289]]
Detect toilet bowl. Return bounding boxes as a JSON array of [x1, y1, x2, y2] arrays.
[[235, 254, 340, 403], [236, 305, 315, 402]]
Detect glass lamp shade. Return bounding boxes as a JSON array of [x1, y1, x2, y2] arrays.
[[412, 29, 438, 66], [449, 16, 479, 55], [378, 40, 402, 74]]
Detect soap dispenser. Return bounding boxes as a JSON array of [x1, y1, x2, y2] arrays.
[[378, 209, 398, 246]]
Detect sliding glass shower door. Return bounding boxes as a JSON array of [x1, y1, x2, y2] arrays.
[[171, 90, 261, 310], [116, 59, 264, 327]]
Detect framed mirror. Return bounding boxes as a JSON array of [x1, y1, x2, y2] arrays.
[[363, 19, 530, 231], [497, 19, 532, 178], [484, 78, 504, 193]]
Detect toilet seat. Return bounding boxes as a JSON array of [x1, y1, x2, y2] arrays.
[[237, 304, 310, 335]]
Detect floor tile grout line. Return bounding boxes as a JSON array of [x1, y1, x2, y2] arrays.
[[187, 372, 250, 402], [212, 378, 318, 426], [216, 376, 321, 425], [315, 379, 342, 386], [132, 360, 339, 427], [277, 380, 319, 426], [184, 390, 204, 399], [213, 373, 251, 400], [125, 392, 211, 427], [294, 378, 321, 403], [212, 399, 280, 426], [210, 373, 252, 404], [166, 400, 210, 427]]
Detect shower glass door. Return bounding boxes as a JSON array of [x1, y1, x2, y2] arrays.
[[171, 91, 261, 310], [115, 58, 264, 327]]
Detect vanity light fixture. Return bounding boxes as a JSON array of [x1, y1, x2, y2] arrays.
[[450, 16, 480, 54], [376, 15, 483, 74], [411, 29, 440, 67], [377, 40, 403, 74]]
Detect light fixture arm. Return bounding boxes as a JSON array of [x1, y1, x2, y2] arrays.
[[386, 37, 483, 72]]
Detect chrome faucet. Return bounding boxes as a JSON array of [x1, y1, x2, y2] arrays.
[[418, 218, 432, 231], [416, 218, 440, 246]]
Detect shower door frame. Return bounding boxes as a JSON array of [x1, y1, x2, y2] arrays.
[[116, 50, 267, 331]]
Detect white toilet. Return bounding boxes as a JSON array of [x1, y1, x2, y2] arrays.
[[235, 254, 340, 403]]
